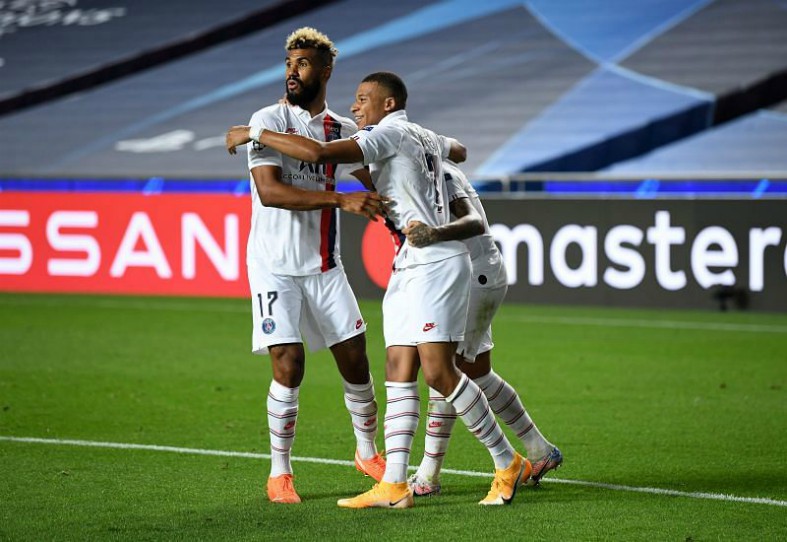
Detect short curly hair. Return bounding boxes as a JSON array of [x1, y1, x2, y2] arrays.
[[285, 27, 338, 67]]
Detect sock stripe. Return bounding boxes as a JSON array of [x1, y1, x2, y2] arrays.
[[351, 423, 377, 433], [267, 411, 297, 420], [387, 395, 419, 404], [494, 393, 517, 414], [386, 429, 416, 438], [503, 409, 526, 426], [467, 408, 490, 431], [385, 411, 420, 421], [477, 421, 498, 441], [427, 413, 457, 420], [267, 393, 295, 403], [348, 409, 376, 418], [456, 389, 483, 417], [516, 422, 535, 438], [488, 434, 505, 451], [485, 380, 505, 402], [345, 395, 374, 404]]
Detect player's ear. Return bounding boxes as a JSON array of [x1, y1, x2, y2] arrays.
[[322, 64, 332, 82], [384, 96, 396, 112]]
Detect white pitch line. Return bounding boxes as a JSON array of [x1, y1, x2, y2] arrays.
[[2, 436, 786, 508]]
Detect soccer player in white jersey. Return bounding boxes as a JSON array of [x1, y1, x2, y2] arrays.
[[405, 160, 563, 496], [227, 72, 532, 507], [231, 28, 389, 505]]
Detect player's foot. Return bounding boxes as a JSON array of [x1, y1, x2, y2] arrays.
[[354, 450, 386, 482], [267, 473, 301, 504], [479, 453, 532, 506], [337, 481, 414, 509], [526, 446, 563, 487], [407, 473, 442, 497]]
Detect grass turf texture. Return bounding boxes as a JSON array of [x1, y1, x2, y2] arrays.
[[1, 292, 785, 541]]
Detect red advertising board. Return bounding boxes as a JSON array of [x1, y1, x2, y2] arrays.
[[0, 192, 250, 297]]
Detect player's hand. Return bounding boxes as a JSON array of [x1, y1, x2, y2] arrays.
[[338, 191, 388, 221], [226, 125, 253, 155], [403, 220, 439, 248]]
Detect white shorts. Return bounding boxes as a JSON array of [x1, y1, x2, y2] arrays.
[[458, 258, 508, 362], [247, 259, 366, 355], [457, 282, 507, 362], [383, 253, 471, 347]]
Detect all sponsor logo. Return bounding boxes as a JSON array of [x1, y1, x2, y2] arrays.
[[325, 119, 342, 141]]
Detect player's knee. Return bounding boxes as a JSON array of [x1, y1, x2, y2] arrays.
[[422, 369, 459, 398], [270, 345, 305, 387]]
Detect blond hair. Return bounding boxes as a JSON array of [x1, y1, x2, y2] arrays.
[[285, 27, 337, 67]]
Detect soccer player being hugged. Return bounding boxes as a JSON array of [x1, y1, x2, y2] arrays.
[[406, 160, 563, 497], [228, 72, 531, 507]]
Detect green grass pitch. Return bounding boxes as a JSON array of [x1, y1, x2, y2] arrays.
[[1, 292, 785, 541]]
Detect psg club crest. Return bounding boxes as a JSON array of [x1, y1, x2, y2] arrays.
[[262, 318, 276, 335]]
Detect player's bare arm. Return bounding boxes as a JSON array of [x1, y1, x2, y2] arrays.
[[402, 197, 483, 248], [447, 137, 467, 163], [250, 165, 385, 221], [351, 167, 375, 191], [227, 124, 365, 165]]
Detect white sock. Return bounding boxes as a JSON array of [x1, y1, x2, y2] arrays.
[[267, 379, 299, 477], [382, 381, 420, 484], [343, 376, 379, 460], [446, 373, 514, 469], [474, 370, 552, 459], [416, 387, 456, 482]]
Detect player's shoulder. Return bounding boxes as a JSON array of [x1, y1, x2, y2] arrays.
[[443, 160, 475, 193], [249, 103, 288, 125]]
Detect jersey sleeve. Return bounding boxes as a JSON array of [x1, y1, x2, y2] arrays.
[[247, 108, 286, 170], [350, 124, 401, 166], [438, 134, 451, 160], [336, 117, 365, 180], [444, 167, 469, 202]]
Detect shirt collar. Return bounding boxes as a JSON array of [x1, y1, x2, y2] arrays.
[[289, 102, 330, 121], [379, 109, 408, 126]]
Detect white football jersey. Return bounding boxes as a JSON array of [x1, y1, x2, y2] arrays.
[[351, 110, 468, 269], [246, 103, 362, 275], [443, 160, 507, 288]]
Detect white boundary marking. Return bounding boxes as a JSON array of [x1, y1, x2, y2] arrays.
[[2, 436, 785, 508]]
